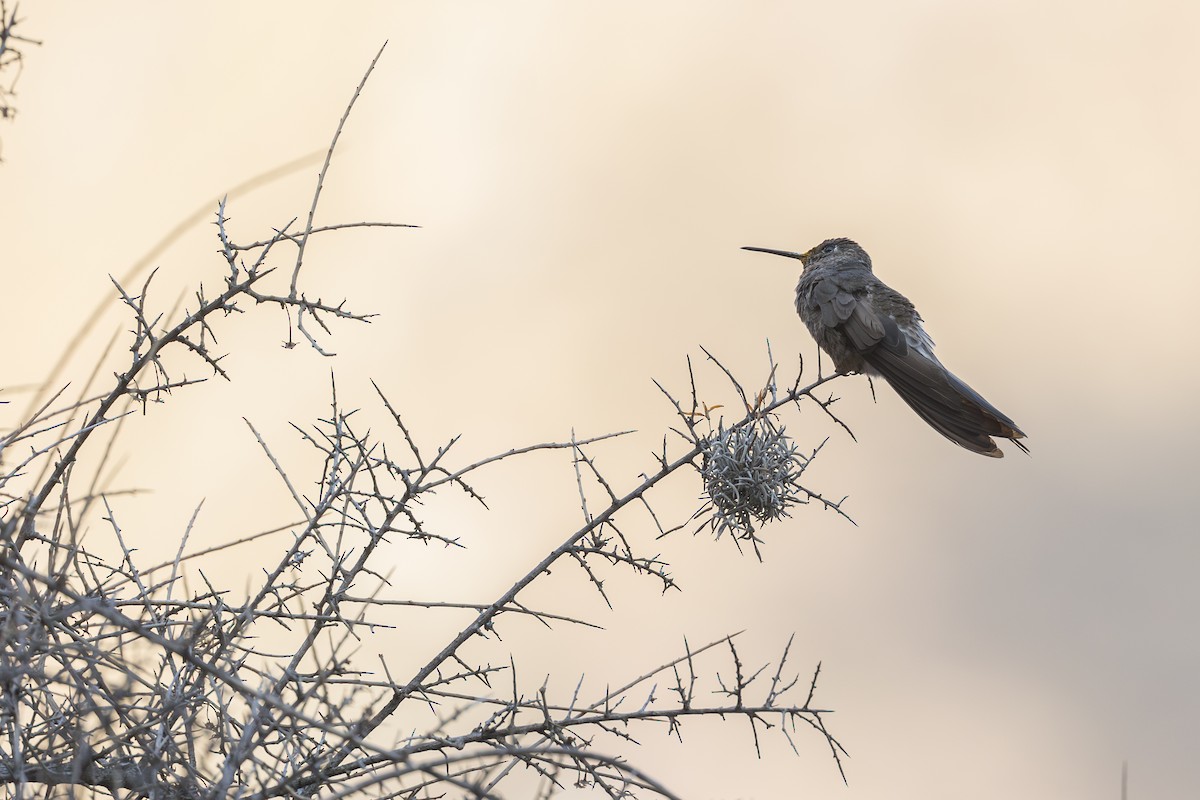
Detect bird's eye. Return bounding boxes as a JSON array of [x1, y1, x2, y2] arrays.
[[820, 243, 837, 255]]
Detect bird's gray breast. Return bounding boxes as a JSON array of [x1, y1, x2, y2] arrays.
[[795, 269, 872, 371]]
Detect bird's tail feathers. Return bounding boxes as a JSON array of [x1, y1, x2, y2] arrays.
[[866, 347, 1026, 457]]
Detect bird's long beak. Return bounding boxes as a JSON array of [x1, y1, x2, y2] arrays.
[[742, 246, 806, 263]]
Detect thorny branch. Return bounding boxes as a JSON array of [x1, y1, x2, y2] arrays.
[[0, 0, 40, 158], [0, 40, 856, 800]]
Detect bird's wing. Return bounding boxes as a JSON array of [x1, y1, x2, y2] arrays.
[[810, 278, 905, 354], [812, 278, 1026, 456]]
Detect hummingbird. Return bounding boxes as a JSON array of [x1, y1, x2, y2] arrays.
[[743, 238, 1027, 457]]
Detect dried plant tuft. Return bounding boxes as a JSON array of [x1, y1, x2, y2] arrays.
[[701, 417, 806, 539]]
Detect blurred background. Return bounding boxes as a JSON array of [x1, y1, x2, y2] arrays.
[[3, 2, 1198, 797]]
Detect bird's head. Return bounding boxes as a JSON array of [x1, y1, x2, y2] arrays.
[[742, 237, 872, 271]]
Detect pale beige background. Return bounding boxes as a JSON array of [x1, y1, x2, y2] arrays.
[[3, 2, 1199, 798]]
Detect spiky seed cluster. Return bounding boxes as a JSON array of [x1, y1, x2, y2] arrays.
[[700, 418, 806, 540]]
